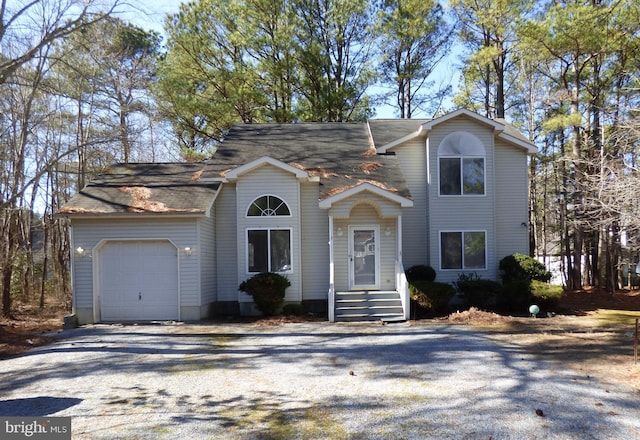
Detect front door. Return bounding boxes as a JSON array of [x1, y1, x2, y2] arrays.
[[349, 226, 380, 289]]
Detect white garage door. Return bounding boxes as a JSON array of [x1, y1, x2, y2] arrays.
[[99, 241, 179, 321]]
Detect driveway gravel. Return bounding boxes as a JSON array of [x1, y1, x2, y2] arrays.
[[1, 321, 639, 439]]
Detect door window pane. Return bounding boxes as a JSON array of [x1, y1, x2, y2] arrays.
[[353, 229, 376, 285]]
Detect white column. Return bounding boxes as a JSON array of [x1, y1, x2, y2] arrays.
[[328, 215, 335, 322]]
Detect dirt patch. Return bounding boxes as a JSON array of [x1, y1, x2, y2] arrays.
[[0, 303, 67, 359]]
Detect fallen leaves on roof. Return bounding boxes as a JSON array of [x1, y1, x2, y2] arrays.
[[58, 206, 108, 214], [357, 161, 383, 175], [288, 162, 338, 178], [322, 180, 399, 197], [361, 148, 377, 158], [119, 186, 202, 213], [191, 167, 205, 181]]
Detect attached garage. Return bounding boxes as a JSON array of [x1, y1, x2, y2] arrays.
[[98, 240, 179, 321]]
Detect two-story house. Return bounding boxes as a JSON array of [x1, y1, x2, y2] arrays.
[[60, 109, 536, 324]]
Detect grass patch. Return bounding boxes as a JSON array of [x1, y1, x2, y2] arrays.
[[588, 309, 640, 326]]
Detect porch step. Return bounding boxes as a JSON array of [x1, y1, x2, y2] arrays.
[[334, 290, 405, 322]]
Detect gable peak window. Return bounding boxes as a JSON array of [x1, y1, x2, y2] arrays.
[[247, 195, 290, 216], [438, 131, 485, 196]]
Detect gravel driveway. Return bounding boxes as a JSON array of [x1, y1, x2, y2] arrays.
[[1, 321, 639, 439]]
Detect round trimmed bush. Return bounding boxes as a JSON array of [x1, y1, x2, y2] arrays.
[[499, 253, 551, 283], [239, 272, 291, 316], [405, 265, 436, 283]]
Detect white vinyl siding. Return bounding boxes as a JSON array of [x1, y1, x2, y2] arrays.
[[494, 139, 530, 261], [300, 182, 329, 300], [389, 137, 429, 268], [236, 165, 301, 302], [215, 184, 239, 301], [199, 211, 216, 306], [427, 118, 496, 283], [70, 217, 200, 321]]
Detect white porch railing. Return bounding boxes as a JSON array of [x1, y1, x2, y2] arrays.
[[396, 259, 410, 320], [328, 284, 335, 322]]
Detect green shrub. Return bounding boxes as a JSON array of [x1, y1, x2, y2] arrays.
[[454, 273, 501, 309], [405, 265, 436, 283], [282, 303, 305, 316], [531, 281, 564, 311], [239, 272, 291, 316], [409, 280, 456, 315], [497, 280, 532, 312], [499, 253, 551, 283]]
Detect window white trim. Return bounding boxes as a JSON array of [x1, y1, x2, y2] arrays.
[[437, 131, 486, 197], [245, 194, 292, 217], [438, 156, 486, 197], [439, 230, 487, 271], [245, 227, 293, 274]]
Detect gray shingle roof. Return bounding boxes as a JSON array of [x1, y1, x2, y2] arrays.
[[59, 163, 219, 216], [367, 119, 430, 147], [208, 123, 412, 200]]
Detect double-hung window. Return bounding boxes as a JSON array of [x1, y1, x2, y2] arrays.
[[247, 229, 291, 273], [440, 231, 486, 270], [246, 195, 292, 273], [438, 131, 485, 196]]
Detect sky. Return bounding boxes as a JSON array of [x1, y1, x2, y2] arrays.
[[119, 0, 460, 119]]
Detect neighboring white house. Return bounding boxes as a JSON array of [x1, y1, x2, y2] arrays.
[[59, 109, 537, 324]]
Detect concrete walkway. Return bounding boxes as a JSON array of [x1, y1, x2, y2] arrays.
[[1, 321, 639, 439]]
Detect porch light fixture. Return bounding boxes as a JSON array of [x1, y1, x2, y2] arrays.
[[184, 247, 193, 256], [337, 227, 343, 237], [76, 246, 91, 258], [384, 227, 392, 236]]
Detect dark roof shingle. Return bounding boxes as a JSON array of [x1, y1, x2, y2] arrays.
[[59, 163, 219, 216], [208, 123, 412, 200]]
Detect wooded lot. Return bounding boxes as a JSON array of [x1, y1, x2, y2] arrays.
[[2, 0, 640, 316]]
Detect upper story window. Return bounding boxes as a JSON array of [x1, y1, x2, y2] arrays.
[[247, 195, 290, 216], [438, 131, 485, 196]]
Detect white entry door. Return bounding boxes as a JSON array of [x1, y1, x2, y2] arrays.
[[99, 240, 179, 321], [348, 226, 380, 289]]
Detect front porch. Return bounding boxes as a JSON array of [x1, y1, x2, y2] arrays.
[[322, 188, 413, 323]]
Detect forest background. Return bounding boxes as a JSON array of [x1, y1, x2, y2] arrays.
[[2, 0, 640, 319]]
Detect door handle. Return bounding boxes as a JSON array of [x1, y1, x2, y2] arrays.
[[139, 292, 142, 301]]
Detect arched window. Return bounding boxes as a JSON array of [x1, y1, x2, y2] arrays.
[[438, 131, 486, 196], [247, 195, 290, 216]]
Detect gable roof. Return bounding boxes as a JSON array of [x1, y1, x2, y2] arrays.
[[59, 163, 219, 217], [371, 109, 537, 154], [208, 123, 412, 201]]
